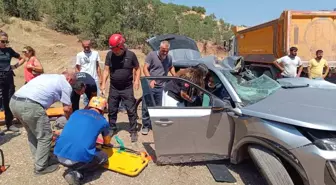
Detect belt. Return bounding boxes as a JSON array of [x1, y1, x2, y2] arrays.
[[12, 95, 42, 106]]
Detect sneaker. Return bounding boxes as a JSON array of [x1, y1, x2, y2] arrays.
[[64, 171, 82, 185], [34, 164, 60, 175], [141, 127, 149, 135], [130, 132, 138, 143], [7, 125, 20, 132]]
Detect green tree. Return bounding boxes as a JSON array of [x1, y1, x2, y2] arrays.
[[48, 0, 79, 34]]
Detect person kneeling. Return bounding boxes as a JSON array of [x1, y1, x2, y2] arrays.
[[54, 96, 112, 185]]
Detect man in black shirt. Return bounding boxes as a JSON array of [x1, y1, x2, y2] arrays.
[[101, 33, 141, 142], [71, 72, 98, 112]]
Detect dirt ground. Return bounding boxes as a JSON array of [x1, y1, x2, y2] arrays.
[[0, 112, 265, 185], [0, 17, 265, 185]]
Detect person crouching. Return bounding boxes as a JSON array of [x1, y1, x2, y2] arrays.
[[54, 96, 112, 185]]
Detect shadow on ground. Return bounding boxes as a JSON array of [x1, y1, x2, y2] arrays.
[[62, 167, 107, 185], [0, 132, 21, 146], [114, 122, 142, 134], [141, 142, 266, 185]]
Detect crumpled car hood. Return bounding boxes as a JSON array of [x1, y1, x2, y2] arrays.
[[241, 87, 336, 131], [277, 77, 336, 89]]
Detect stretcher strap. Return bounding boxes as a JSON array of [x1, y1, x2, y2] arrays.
[[115, 136, 125, 153]]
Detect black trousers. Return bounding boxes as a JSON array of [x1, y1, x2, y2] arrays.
[[0, 71, 15, 129], [70, 90, 95, 112], [108, 85, 137, 133]]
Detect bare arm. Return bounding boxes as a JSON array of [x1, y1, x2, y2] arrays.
[[143, 63, 151, 77], [75, 65, 81, 72], [307, 66, 312, 79], [32, 57, 44, 73], [96, 61, 102, 83], [323, 62, 330, 79], [297, 65, 303, 77], [169, 66, 176, 76], [134, 66, 141, 84], [101, 65, 110, 95], [12, 57, 26, 69], [273, 60, 284, 72], [63, 104, 72, 119]]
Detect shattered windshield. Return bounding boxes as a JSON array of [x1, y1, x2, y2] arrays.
[[221, 70, 281, 105]]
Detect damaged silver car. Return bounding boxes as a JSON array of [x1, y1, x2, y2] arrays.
[[142, 34, 336, 185]]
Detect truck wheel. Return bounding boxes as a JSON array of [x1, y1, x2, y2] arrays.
[[248, 145, 294, 185]]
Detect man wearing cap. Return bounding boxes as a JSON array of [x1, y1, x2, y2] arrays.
[[9, 69, 76, 175], [71, 72, 98, 112], [101, 33, 140, 143], [76, 40, 102, 105]]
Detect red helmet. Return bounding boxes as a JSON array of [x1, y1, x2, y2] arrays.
[[109, 34, 125, 53]]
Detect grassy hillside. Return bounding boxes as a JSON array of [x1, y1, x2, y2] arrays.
[[0, 0, 233, 50]]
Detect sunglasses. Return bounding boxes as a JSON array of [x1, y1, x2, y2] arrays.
[[22, 50, 28, 54], [0, 40, 9, 44]]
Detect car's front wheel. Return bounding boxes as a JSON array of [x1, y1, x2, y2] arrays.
[[248, 145, 294, 185]]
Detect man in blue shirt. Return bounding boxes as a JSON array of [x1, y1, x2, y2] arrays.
[[54, 96, 112, 185]]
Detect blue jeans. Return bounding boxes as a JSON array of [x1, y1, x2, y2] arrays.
[[83, 80, 100, 106], [142, 87, 163, 129]]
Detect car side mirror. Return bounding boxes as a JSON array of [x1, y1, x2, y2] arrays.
[[212, 97, 231, 112]]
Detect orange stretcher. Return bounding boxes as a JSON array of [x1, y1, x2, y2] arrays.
[[0, 107, 64, 121]]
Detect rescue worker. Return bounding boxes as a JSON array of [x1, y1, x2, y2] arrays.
[[162, 64, 208, 107], [101, 33, 141, 142], [0, 30, 25, 134], [141, 40, 176, 135], [9, 69, 76, 175], [308, 50, 329, 79], [71, 72, 98, 112], [273, 46, 303, 78], [54, 96, 112, 185]]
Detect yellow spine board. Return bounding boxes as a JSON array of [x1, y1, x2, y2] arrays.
[[99, 147, 149, 177]]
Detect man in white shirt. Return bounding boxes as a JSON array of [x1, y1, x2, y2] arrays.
[[76, 40, 102, 104], [9, 69, 77, 175], [273, 47, 303, 78]]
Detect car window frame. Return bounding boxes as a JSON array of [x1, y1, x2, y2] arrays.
[[141, 76, 225, 110]]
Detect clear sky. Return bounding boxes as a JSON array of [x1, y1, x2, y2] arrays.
[[161, 0, 335, 26]]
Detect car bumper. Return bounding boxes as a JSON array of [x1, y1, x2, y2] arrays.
[[292, 145, 336, 185]]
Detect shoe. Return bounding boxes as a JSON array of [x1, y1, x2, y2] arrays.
[[64, 171, 82, 185], [130, 132, 138, 143], [48, 155, 59, 166], [141, 127, 149, 135], [109, 126, 118, 135], [7, 125, 20, 132], [0, 129, 4, 136], [34, 164, 60, 175]]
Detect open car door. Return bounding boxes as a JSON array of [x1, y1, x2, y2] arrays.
[[141, 76, 235, 164], [146, 34, 202, 62]]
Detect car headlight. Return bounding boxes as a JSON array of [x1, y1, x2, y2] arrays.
[[297, 127, 336, 151], [314, 139, 336, 151]]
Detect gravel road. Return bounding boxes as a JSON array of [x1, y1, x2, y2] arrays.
[[0, 112, 266, 185]]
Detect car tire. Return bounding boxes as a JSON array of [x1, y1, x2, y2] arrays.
[[248, 145, 294, 185]]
